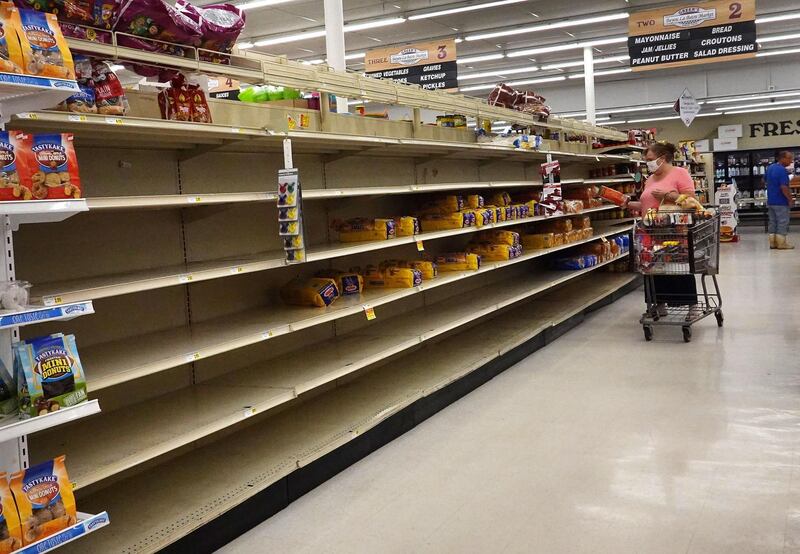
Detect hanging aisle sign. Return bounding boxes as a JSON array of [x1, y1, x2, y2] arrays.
[[677, 88, 701, 126], [628, 0, 757, 72], [364, 39, 458, 91]]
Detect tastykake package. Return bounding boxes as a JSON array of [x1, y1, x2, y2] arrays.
[[17, 9, 74, 79], [10, 456, 77, 545], [0, 131, 31, 201], [0, 473, 22, 553], [17, 132, 81, 200], [0, 4, 24, 73], [15, 333, 88, 418]]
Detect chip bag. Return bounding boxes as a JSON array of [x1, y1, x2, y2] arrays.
[[0, 473, 22, 553], [18, 132, 82, 200], [0, 4, 24, 73], [10, 456, 77, 545], [17, 9, 74, 79]]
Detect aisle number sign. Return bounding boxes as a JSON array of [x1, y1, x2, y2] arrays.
[[628, 0, 757, 72], [365, 39, 457, 91]]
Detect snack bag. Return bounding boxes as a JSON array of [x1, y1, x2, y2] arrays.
[[0, 356, 16, 415], [158, 85, 192, 121], [0, 4, 24, 73], [15, 333, 88, 418], [0, 131, 32, 201], [280, 278, 338, 307], [115, 0, 202, 56], [315, 270, 363, 296], [0, 473, 22, 553], [175, 0, 244, 62], [188, 83, 212, 123], [10, 456, 77, 545], [92, 60, 129, 115], [17, 9, 74, 79], [19, 132, 81, 200]]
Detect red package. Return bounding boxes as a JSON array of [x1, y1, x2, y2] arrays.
[[188, 84, 212, 123], [158, 86, 191, 121], [0, 131, 32, 201], [17, 132, 82, 200], [92, 60, 128, 115], [599, 185, 628, 207], [487, 83, 518, 109]]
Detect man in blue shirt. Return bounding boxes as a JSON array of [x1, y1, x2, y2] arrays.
[[765, 151, 795, 249]]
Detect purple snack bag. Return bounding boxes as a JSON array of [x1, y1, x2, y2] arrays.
[[114, 0, 201, 56], [175, 0, 244, 62]]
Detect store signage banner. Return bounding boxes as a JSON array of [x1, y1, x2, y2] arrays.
[[628, 0, 757, 72], [713, 137, 739, 151], [718, 124, 743, 138], [677, 88, 701, 126], [365, 39, 458, 91], [208, 77, 240, 100], [695, 139, 711, 152]]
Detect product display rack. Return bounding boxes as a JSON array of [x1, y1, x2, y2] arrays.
[[0, 37, 643, 554]]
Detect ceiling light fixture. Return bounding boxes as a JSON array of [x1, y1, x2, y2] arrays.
[[344, 52, 366, 60], [568, 67, 632, 79], [539, 54, 629, 71], [236, 41, 254, 50], [705, 91, 800, 104], [626, 115, 681, 123], [715, 98, 800, 111], [507, 36, 627, 57], [254, 17, 406, 47], [408, 0, 527, 20], [457, 53, 505, 64], [723, 103, 800, 115], [757, 32, 800, 44], [756, 12, 800, 24], [465, 12, 629, 42], [458, 65, 538, 81], [507, 75, 567, 86], [757, 46, 800, 57], [236, 0, 297, 10]]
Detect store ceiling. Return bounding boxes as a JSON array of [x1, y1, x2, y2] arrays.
[[227, 0, 800, 102]]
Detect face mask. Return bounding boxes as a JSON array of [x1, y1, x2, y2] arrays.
[[646, 158, 662, 173]]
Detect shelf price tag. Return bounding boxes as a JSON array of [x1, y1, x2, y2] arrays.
[[416, 240, 424, 251], [18, 112, 37, 119], [261, 330, 274, 340], [105, 117, 124, 125], [242, 406, 257, 418], [185, 352, 201, 362], [229, 266, 244, 275], [178, 274, 193, 283], [363, 305, 376, 321], [43, 296, 62, 306], [68, 114, 87, 122], [231, 127, 241, 134], [187, 196, 203, 203]]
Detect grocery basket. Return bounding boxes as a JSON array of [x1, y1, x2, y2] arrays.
[[635, 210, 723, 342]]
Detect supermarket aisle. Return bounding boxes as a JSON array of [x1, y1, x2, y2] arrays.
[[219, 228, 800, 554]]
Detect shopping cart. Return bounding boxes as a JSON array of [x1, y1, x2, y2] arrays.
[[635, 210, 723, 342]]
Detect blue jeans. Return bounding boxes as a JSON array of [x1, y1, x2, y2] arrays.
[[768, 205, 791, 235]]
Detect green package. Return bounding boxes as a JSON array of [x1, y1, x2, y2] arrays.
[[15, 333, 87, 419]]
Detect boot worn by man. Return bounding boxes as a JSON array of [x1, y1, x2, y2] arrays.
[[776, 235, 795, 250], [769, 234, 777, 249]]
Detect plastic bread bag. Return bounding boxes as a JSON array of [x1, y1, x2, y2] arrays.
[[92, 59, 129, 115], [280, 278, 338, 307], [477, 230, 519, 246], [467, 242, 519, 261], [391, 216, 419, 237], [431, 252, 480, 272], [418, 195, 464, 215], [10, 456, 77, 545], [333, 218, 395, 242], [0, 4, 24, 73], [419, 212, 471, 232], [521, 232, 554, 250], [16, 9, 75, 79], [0, 472, 21, 553], [315, 270, 363, 296], [466, 194, 483, 209], [364, 266, 421, 288]]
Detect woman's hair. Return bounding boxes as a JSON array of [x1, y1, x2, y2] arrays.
[[646, 141, 676, 162]]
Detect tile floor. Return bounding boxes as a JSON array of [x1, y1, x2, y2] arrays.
[[218, 228, 800, 554]]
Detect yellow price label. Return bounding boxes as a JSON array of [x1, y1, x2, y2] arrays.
[[416, 240, 424, 251], [105, 117, 123, 125], [43, 296, 62, 306], [179, 274, 193, 283], [364, 306, 376, 321], [185, 352, 201, 362]]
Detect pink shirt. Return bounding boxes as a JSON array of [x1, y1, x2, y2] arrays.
[[639, 166, 695, 212]]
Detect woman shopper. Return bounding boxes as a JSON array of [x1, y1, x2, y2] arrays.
[[628, 142, 699, 317]]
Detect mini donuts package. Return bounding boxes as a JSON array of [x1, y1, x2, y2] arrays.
[[17, 9, 75, 79], [0, 131, 31, 201], [15, 333, 88, 418], [0, 4, 24, 73], [17, 132, 82, 200], [0, 473, 22, 553], [10, 456, 77, 545]]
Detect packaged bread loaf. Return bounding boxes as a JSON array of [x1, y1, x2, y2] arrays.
[[552, 233, 565, 246], [334, 218, 395, 242], [381, 260, 437, 280], [477, 230, 519, 246], [280, 278, 339, 307], [466, 194, 484, 209], [521, 232, 555, 250], [487, 192, 511, 207], [0, 472, 21, 553], [315, 270, 363, 296], [572, 216, 591, 230], [419, 212, 472, 232], [542, 219, 572, 233], [419, 195, 464, 215], [392, 216, 419, 237], [364, 266, 421, 288], [467, 242, 521, 261], [10, 456, 77, 545], [432, 252, 480, 272]]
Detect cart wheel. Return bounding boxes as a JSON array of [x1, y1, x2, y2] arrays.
[[715, 310, 724, 327], [643, 325, 653, 341], [682, 326, 692, 343]]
